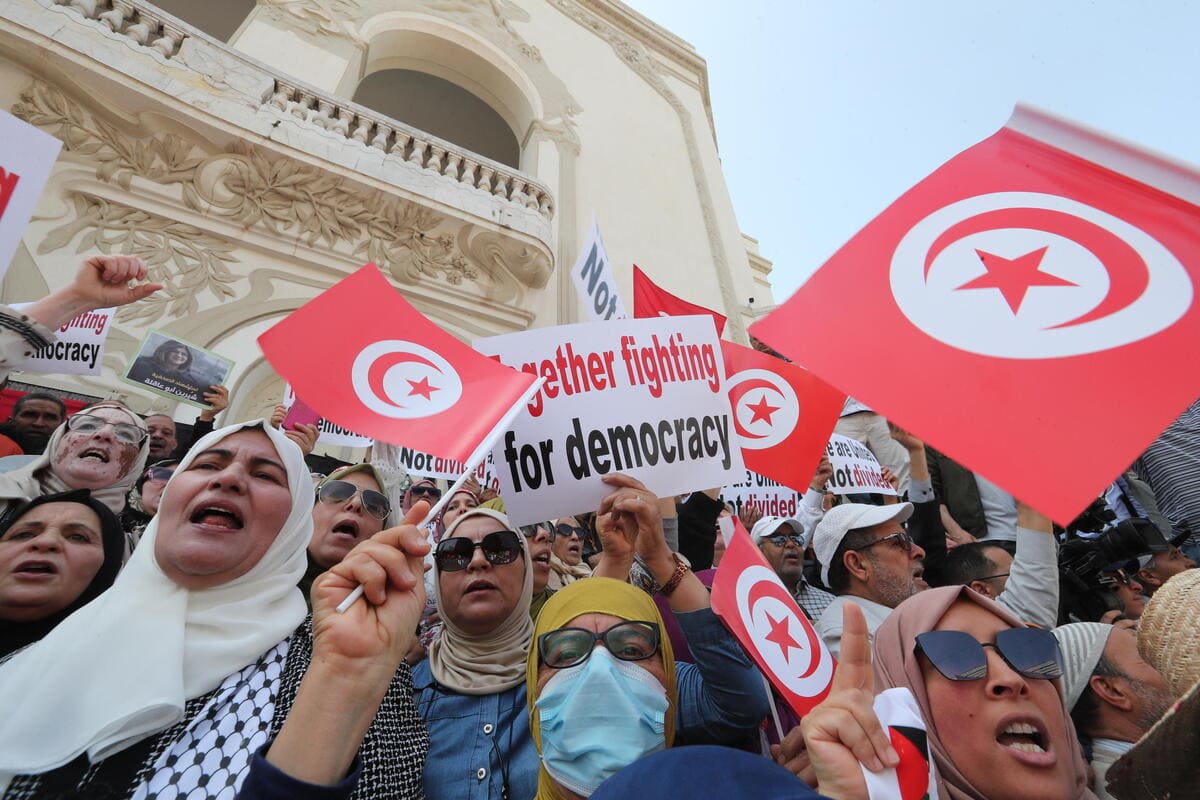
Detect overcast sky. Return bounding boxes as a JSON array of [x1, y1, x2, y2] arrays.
[[627, 1, 1200, 303]]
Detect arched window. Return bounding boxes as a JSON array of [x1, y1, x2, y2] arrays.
[[353, 69, 520, 169], [151, 0, 255, 42]]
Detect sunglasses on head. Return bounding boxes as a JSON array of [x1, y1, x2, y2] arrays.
[[318, 479, 391, 520], [915, 628, 1063, 682], [538, 620, 661, 669], [555, 523, 587, 541], [435, 530, 523, 572], [409, 484, 442, 501], [144, 466, 175, 483], [66, 413, 146, 446]]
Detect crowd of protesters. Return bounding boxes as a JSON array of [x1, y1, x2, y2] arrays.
[[0, 254, 1197, 799]]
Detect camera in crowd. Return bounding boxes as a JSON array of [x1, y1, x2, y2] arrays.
[[1057, 499, 1169, 623]]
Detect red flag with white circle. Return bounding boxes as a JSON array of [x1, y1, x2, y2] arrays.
[[258, 264, 538, 460], [633, 264, 728, 335], [721, 340, 846, 492], [751, 103, 1200, 525], [711, 517, 837, 717]]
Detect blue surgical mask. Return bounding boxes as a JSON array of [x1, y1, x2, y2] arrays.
[[535, 645, 670, 796]]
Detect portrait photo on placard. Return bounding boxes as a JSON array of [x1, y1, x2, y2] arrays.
[[123, 330, 233, 407]]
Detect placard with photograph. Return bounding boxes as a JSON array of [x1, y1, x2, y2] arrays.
[[123, 331, 233, 407]]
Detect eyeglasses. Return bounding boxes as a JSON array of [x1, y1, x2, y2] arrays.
[[518, 521, 554, 539], [408, 484, 442, 501], [318, 480, 391, 520], [977, 573, 1010, 582], [915, 628, 1063, 682], [144, 466, 174, 483], [852, 530, 915, 554], [1099, 570, 1137, 589], [66, 414, 146, 446], [555, 523, 587, 541], [435, 530, 523, 572], [538, 621, 661, 669], [764, 533, 804, 548]]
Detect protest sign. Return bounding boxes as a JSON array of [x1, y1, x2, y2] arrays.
[[722, 341, 845, 492], [711, 516, 836, 717], [282, 383, 372, 449], [751, 103, 1200, 525], [259, 264, 540, 460], [474, 314, 745, 525], [10, 302, 113, 376], [123, 331, 233, 407], [633, 264, 727, 335], [825, 433, 897, 496], [569, 217, 627, 321], [0, 111, 61, 280], [393, 447, 503, 496], [723, 470, 802, 519]]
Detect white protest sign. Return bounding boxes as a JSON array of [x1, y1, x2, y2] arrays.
[[723, 469, 802, 518], [569, 217, 627, 321], [0, 111, 62, 280], [825, 433, 897, 496], [283, 383, 373, 448], [394, 447, 503, 496], [475, 315, 744, 525], [10, 302, 113, 376]]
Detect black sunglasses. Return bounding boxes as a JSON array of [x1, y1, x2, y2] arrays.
[[318, 480, 391, 520], [764, 533, 804, 548], [435, 530, 523, 572], [409, 484, 443, 501], [66, 413, 146, 446], [915, 628, 1063, 682], [555, 523, 587, 541], [538, 621, 661, 669], [852, 530, 915, 554], [144, 466, 175, 483], [518, 521, 554, 539]]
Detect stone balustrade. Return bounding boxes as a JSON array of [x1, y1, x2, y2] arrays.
[[38, 0, 555, 223]]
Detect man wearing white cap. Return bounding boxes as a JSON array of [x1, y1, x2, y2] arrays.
[[751, 515, 835, 620], [1052, 622, 1175, 799], [811, 502, 923, 657]]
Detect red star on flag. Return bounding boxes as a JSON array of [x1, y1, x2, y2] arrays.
[[764, 611, 802, 661], [746, 394, 781, 425], [954, 246, 1077, 313], [407, 376, 439, 400]]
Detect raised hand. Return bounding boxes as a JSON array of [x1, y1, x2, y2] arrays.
[[810, 453, 834, 492], [799, 602, 898, 800], [310, 501, 432, 670], [887, 422, 924, 453], [25, 254, 162, 330], [199, 384, 230, 421], [599, 473, 667, 563], [738, 503, 763, 532], [284, 422, 319, 456]]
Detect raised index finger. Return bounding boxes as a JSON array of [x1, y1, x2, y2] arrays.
[[832, 601, 874, 695]]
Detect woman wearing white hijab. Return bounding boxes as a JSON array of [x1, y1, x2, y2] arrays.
[[0, 421, 429, 798]]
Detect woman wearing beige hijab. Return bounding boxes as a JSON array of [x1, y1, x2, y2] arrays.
[[780, 585, 1094, 800]]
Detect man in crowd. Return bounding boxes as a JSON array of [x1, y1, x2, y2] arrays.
[[812, 502, 922, 657], [1135, 530, 1195, 597], [1135, 399, 1200, 561], [924, 499, 1059, 629], [752, 516, 835, 621], [1054, 623, 1176, 799], [143, 384, 229, 460], [1, 392, 66, 454], [1098, 566, 1147, 621]]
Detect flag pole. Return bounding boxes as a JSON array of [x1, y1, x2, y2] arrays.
[[336, 376, 545, 613], [763, 675, 786, 742]]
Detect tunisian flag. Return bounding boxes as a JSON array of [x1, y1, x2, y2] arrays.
[[722, 341, 846, 492], [633, 265, 728, 335], [751, 104, 1200, 525], [711, 517, 836, 717], [259, 264, 539, 460]]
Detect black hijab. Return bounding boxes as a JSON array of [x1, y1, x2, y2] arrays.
[[0, 489, 125, 659]]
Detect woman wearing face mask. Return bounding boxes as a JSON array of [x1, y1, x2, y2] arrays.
[[0, 490, 124, 660], [119, 459, 179, 552], [547, 516, 592, 590], [300, 464, 393, 603], [0, 421, 429, 798], [525, 474, 769, 799], [0, 401, 149, 528], [781, 586, 1094, 800]]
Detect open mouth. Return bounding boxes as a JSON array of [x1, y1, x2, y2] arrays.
[[15, 560, 57, 576], [189, 502, 244, 530], [464, 579, 498, 595], [332, 519, 360, 539], [79, 448, 110, 463], [996, 721, 1048, 754], [533, 552, 551, 566]]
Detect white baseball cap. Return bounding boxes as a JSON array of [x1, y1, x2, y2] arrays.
[[812, 502, 914, 588], [750, 515, 805, 545]]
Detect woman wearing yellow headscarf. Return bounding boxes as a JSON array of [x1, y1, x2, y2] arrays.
[[527, 570, 767, 799]]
